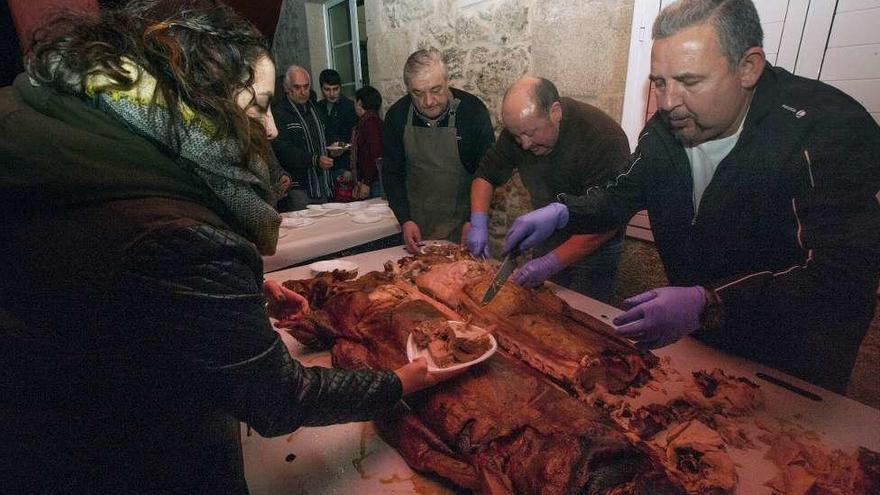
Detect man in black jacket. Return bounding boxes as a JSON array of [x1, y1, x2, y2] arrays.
[[502, 0, 880, 393], [271, 65, 334, 210], [315, 69, 358, 180]]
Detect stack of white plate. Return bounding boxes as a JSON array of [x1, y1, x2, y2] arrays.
[[280, 217, 315, 228], [350, 212, 382, 224], [364, 204, 395, 218], [297, 209, 326, 218]]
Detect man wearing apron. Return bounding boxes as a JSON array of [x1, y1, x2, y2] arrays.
[[382, 48, 495, 252]]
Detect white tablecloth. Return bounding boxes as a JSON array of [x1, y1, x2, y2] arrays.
[[262, 199, 401, 273], [247, 246, 880, 495]]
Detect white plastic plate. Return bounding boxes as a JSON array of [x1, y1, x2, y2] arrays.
[[308, 259, 358, 275], [406, 321, 497, 372], [350, 213, 382, 224], [322, 209, 347, 217], [322, 202, 347, 210], [280, 217, 315, 228], [297, 209, 326, 218]]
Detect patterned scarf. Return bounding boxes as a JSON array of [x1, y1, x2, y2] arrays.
[[77, 60, 281, 254], [287, 97, 332, 200]]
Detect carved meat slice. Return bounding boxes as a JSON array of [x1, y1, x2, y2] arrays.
[[414, 259, 491, 308], [284, 273, 685, 495], [657, 420, 738, 494]]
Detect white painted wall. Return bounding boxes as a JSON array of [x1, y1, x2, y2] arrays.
[[620, 0, 880, 241], [821, 0, 880, 124]]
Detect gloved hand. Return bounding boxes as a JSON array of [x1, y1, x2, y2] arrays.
[[512, 252, 564, 288], [466, 212, 491, 258], [502, 202, 569, 254], [612, 286, 707, 349]]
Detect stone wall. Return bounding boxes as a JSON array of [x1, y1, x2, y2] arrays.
[[272, 0, 311, 78], [272, 0, 636, 257], [366, 0, 634, 257], [366, 0, 634, 127]]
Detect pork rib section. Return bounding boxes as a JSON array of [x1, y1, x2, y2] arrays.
[[410, 257, 654, 394]]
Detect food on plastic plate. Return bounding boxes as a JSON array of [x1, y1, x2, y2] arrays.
[[406, 321, 497, 372], [308, 260, 358, 277]]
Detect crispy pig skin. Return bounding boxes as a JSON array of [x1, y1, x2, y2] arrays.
[[405, 258, 652, 394], [283, 271, 685, 495]]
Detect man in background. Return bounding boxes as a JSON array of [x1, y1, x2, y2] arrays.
[[315, 69, 357, 182], [271, 65, 334, 210], [382, 48, 495, 252], [468, 76, 630, 302]]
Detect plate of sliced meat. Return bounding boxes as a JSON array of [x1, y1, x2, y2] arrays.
[[406, 320, 496, 372]]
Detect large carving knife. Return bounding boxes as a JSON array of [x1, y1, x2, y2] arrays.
[[480, 250, 518, 305]]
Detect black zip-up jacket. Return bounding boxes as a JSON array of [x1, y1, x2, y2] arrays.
[[561, 66, 880, 392]]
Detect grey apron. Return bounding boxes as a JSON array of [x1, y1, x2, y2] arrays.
[[403, 98, 470, 241]]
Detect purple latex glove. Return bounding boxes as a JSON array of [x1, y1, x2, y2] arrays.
[[502, 203, 569, 254], [612, 286, 707, 350], [512, 252, 564, 288], [467, 212, 491, 258]]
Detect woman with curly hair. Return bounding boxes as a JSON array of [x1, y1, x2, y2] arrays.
[[0, 1, 447, 493]]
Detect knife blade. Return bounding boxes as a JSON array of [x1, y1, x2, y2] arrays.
[[481, 250, 518, 305]]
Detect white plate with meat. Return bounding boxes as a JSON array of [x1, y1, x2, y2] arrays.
[[406, 320, 497, 372], [308, 260, 358, 278]]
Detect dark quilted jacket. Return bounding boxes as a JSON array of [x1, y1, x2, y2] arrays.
[[0, 78, 403, 494]]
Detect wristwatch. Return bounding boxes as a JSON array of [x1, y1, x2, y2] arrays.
[[699, 287, 725, 331]]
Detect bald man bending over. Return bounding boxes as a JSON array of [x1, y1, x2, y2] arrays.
[[467, 77, 630, 302]]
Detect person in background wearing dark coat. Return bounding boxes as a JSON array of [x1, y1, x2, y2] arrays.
[[502, 0, 880, 394], [0, 2, 454, 492], [315, 68, 358, 183], [271, 65, 334, 209], [382, 48, 495, 252], [353, 85, 384, 198]]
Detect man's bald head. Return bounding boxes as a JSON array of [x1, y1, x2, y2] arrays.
[[502, 76, 559, 121], [501, 76, 562, 156], [283, 65, 311, 105]]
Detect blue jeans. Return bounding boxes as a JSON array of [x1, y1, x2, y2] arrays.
[[550, 231, 624, 303]]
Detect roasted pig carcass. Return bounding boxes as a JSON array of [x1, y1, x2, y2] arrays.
[[282, 271, 684, 495], [405, 257, 655, 394]]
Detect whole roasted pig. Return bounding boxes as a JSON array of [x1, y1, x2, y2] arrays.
[[283, 270, 684, 495]]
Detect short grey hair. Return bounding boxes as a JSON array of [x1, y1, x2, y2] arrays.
[[283, 65, 310, 89], [653, 0, 763, 68], [403, 48, 448, 87]]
